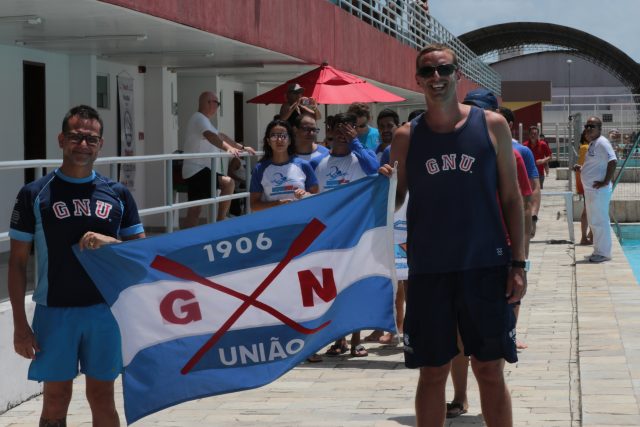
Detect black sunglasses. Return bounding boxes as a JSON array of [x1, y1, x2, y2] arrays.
[[417, 63, 457, 78], [584, 124, 600, 130], [65, 132, 101, 146]]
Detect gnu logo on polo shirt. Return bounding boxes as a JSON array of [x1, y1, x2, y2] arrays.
[[425, 153, 476, 175], [52, 199, 113, 219]]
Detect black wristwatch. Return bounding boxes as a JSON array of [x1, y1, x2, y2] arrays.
[[511, 260, 530, 272], [532, 215, 538, 222]]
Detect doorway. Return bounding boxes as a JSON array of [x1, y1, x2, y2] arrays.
[[23, 62, 46, 184], [233, 91, 244, 143]]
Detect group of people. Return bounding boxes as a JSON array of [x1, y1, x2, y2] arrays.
[[250, 101, 405, 361], [7, 42, 620, 427]]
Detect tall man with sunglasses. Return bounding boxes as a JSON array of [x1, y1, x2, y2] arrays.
[[380, 44, 525, 427], [182, 91, 255, 227], [573, 117, 617, 263], [9, 105, 146, 426]]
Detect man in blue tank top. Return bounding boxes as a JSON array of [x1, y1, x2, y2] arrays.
[[380, 44, 526, 427], [9, 105, 145, 426]]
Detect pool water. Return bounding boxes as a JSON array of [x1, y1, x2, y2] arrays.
[[619, 225, 640, 282]]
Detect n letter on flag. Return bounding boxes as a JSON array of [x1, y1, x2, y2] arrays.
[[298, 268, 337, 307]]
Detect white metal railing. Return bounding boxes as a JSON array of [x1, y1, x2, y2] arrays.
[[332, 0, 501, 94], [0, 151, 261, 243]]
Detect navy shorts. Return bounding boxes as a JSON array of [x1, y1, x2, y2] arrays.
[[403, 265, 517, 368], [185, 168, 226, 201]]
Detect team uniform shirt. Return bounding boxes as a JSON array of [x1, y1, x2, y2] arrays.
[[9, 170, 144, 307], [581, 135, 617, 191], [295, 144, 329, 169], [514, 150, 532, 197], [406, 107, 510, 274], [512, 140, 539, 179], [380, 145, 391, 166], [314, 138, 379, 191], [376, 144, 391, 163], [250, 157, 318, 201], [182, 112, 221, 179], [523, 139, 552, 177]]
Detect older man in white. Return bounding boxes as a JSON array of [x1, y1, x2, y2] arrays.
[[574, 116, 617, 263]]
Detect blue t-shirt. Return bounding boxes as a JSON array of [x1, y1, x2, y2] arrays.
[[9, 169, 144, 307], [295, 144, 330, 169], [360, 126, 380, 151], [512, 140, 539, 179], [379, 145, 391, 165], [314, 138, 379, 191], [250, 157, 318, 201]]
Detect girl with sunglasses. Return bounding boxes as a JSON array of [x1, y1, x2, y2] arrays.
[[250, 120, 319, 211]]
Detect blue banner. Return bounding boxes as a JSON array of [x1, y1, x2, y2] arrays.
[[75, 175, 396, 424]]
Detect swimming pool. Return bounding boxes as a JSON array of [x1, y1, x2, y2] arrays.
[[619, 224, 640, 282]]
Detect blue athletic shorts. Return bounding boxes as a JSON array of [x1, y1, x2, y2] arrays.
[[403, 265, 517, 368], [29, 303, 123, 382]]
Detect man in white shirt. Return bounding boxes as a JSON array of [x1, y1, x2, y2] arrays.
[[182, 91, 255, 227], [573, 116, 617, 263]]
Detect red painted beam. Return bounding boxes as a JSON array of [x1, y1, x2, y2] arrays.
[[100, 0, 479, 95]]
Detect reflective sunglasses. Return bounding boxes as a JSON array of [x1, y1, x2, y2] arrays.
[[417, 63, 457, 78], [584, 124, 600, 130], [65, 132, 101, 146]]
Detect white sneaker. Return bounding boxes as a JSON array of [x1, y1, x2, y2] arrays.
[[589, 254, 611, 263]]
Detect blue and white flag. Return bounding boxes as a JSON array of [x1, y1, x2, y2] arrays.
[[75, 174, 397, 424]]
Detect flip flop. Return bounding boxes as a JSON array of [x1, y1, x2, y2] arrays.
[[325, 341, 348, 356], [350, 344, 368, 357], [446, 402, 467, 419]]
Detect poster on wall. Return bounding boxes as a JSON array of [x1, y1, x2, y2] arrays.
[[117, 75, 136, 190]]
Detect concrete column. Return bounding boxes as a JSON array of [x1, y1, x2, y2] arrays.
[[69, 55, 97, 107], [144, 67, 178, 228]]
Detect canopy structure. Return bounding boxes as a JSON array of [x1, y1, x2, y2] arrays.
[[458, 22, 640, 94], [247, 63, 405, 105]]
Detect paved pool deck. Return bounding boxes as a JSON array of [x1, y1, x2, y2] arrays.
[[2, 169, 639, 426]]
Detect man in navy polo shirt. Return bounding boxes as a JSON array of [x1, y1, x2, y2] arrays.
[[9, 105, 145, 426]]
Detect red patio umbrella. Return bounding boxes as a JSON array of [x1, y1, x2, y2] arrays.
[[247, 63, 405, 105]]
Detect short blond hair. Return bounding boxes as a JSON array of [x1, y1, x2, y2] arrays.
[[416, 43, 458, 71]]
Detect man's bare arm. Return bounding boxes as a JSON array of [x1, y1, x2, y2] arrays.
[[219, 133, 256, 155], [593, 159, 617, 189], [488, 112, 526, 303], [203, 130, 241, 157], [8, 239, 39, 359]]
